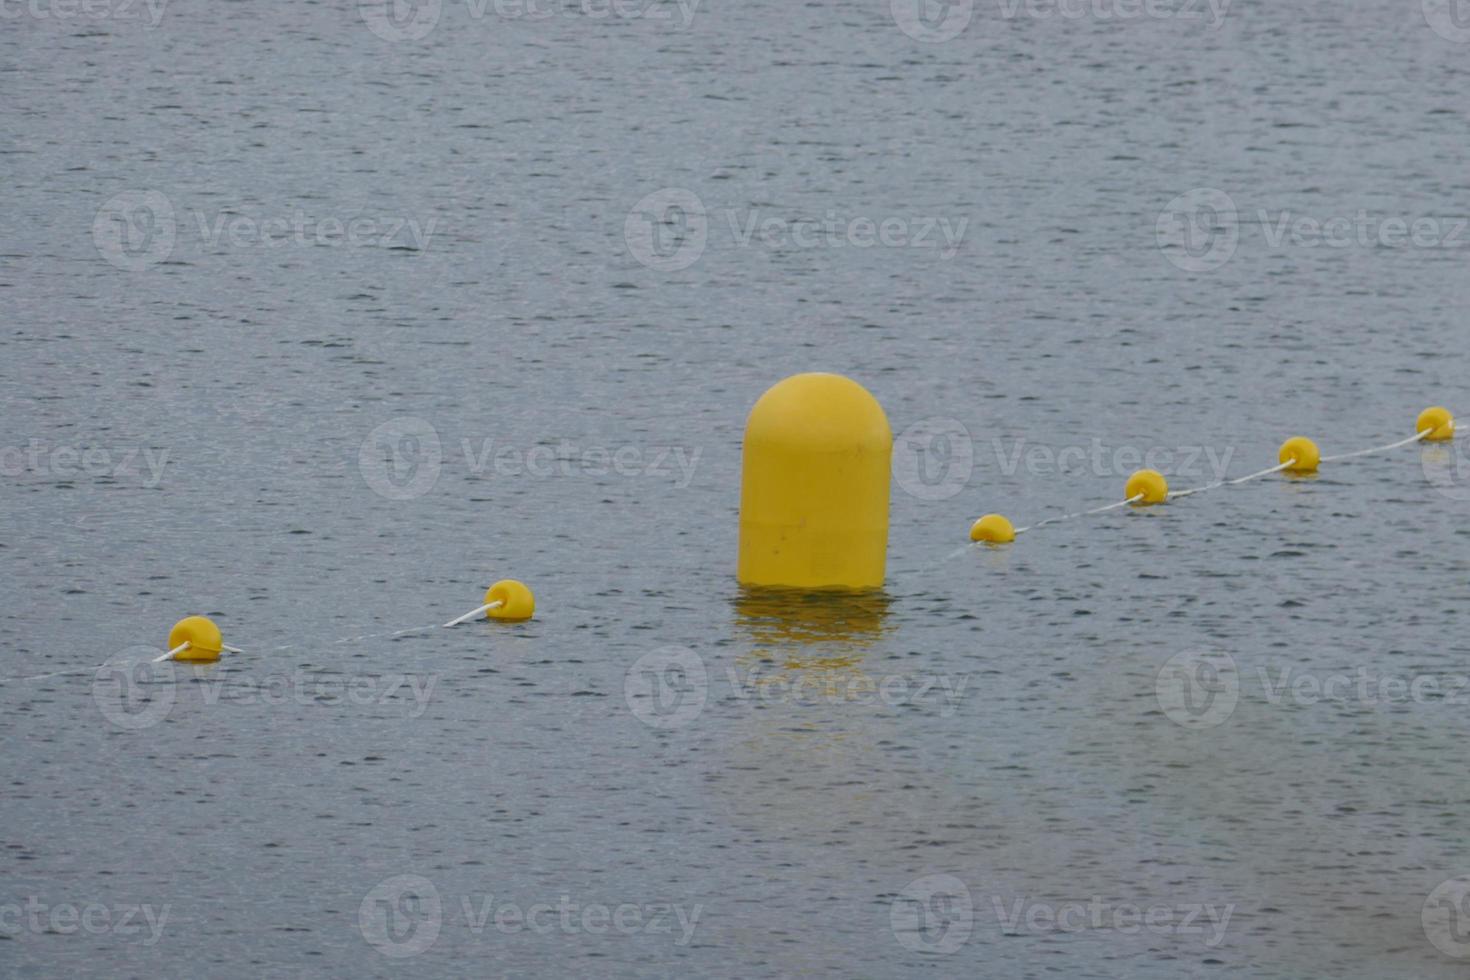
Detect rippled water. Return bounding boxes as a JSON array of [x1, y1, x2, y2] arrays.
[[3, 0, 1469, 976]]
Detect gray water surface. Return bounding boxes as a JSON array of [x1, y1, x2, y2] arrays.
[[2, 0, 1469, 976]]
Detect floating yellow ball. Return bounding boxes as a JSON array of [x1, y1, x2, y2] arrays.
[[1125, 469, 1169, 505], [969, 513, 1015, 544], [1417, 406, 1455, 442], [485, 579, 535, 621], [168, 616, 222, 663], [1278, 436, 1321, 473]]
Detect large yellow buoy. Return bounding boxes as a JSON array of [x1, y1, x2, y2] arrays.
[[737, 373, 892, 589]]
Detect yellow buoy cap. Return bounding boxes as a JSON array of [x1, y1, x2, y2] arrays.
[[168, 616, 223, 662], [1125, 469, 1169, 505], [969, 513, 1016, 544], [1278, 436, 1321, 473], [486, 580, 535, 621], [1418, 406, 1455, 442]]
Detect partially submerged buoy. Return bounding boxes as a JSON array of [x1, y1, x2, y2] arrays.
[[1418, 406, 1455, 442], [738, 373, 892, 589], [969, 513, 1015, 544], [1125, 469, 1169, 505], [1278, 436, 1321, 474], [167, 616, 223, 663]]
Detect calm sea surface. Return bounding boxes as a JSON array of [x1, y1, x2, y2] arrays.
[[2, 0, 1469, 976]]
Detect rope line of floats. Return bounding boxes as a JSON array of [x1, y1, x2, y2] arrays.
[[0, 407, 1457, 682], [965, 406, 1455, 545]]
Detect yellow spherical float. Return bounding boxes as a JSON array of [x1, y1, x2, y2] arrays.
[[167, 616, 223, 663], [485, 579, 535, 621], [1125, 469, 1169, 505], [1278, 436, 1321, 473], [1417, 406, 1455, 442], [969, 513, 1016, 544]]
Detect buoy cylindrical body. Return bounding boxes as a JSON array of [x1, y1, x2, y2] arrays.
[[738, 374, 891, 589]]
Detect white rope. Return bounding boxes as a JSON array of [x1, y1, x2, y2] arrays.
[[1320, 429, 1430, 463], [442, 600, 504, 628], [153, 641, 190, 663], [1015, 494, 1145, 534], [1226, 459, 1297, 485], [0, 598, 516, 684]]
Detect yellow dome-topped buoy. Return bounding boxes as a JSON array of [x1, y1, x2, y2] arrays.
[[1278, 436, 1321, 473], [738, 373, 892, 589], [1125, 469, 1169, 505], [485, 579, 535, 621], [969, 513, 1015, 544], [1418, 406, 1455, 442], [168, 616, 223, 663]]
